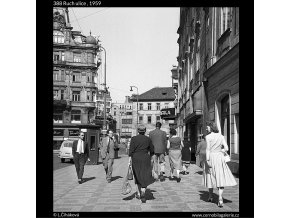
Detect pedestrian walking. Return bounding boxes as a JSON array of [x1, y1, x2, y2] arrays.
[[99, 129, 118, 183], [196, 134, 207, 168], [149, 122, 167, 182], [129, 125, 155, 203], [72, 131, 90, 184], [181, 136, 191, 175], [203, 121, 237, 207], [167, 128, 183, 183]]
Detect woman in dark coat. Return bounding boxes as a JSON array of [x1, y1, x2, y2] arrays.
[[129, 125, 154, 203]]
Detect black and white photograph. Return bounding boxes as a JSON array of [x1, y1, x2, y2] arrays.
[[52, 6, 240, 215]]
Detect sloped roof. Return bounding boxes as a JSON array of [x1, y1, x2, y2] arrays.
[[131, 87, 175, 102]]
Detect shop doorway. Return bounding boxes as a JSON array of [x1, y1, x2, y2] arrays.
[[221, 95, 230, 155]]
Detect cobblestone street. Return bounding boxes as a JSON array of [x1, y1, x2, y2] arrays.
[[53, 153, 239, 212]]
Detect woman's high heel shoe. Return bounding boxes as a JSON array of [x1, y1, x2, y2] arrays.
[[217, 199, 224, 207], [140, 191, 146, 203]]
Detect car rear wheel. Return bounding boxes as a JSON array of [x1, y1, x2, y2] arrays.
[[61, 158, 65, 163]]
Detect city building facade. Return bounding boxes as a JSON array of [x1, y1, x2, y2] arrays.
[[53, 7, 102, 154], [130, 87, 176, 137], [111, 96, 133, 143], [176, 7, 239, 173]]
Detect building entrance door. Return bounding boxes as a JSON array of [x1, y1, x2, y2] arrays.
[[221, 95, 230, 155]]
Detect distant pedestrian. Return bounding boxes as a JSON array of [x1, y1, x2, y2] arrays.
[[167, 128, 183, 183], [72, 131, 90, 184], [181, 136, 191, 175], [196, 134, 207, 168], [203, 121, 237, 207], [129, 125, 155, 203], [99, 129, 118, 183], [149, 122, 167, 182]]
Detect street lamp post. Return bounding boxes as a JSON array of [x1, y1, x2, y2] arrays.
[[130, 86, 139, 135], [99, 46, 107, 133]]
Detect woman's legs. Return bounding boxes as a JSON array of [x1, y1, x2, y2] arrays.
[[217, 187, 224, 207], [208, 188, 213, 202], [218, 187, 224, 200], [176, 169, 180, 178]]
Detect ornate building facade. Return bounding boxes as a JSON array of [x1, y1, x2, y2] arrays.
[[53, 7, 102, 153]]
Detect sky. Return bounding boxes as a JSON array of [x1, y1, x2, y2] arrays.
[[70, 7, 180, 103]]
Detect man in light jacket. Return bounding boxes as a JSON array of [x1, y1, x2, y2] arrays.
[[99, 129, 118, 183]]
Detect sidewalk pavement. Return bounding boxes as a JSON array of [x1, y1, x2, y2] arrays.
[[53, 154, 239, 212]]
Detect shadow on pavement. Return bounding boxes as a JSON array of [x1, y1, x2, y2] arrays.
[[194, 170, 203, 175], [122, 192, 136, 201], [111, 176, 123, 182], [82, 177, 96, 183], [198, 191, 232, 203], [145, 188, 156, 201]]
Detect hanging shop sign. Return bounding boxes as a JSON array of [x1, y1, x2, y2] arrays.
[[160, 108, 176, 120]]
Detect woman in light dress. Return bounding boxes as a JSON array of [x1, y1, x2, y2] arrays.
[[203, 121, 237, 207], [167, 128, 184, 183]]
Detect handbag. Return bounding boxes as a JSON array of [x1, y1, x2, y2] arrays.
[[121, 180, 132, 195], [127, 164, 133, 180], [224, 152, 230, 162]]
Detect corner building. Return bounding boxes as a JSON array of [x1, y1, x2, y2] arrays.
[[53, 7, 102, 154]]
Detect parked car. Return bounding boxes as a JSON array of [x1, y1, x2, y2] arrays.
[[58, 140, 74, 163]]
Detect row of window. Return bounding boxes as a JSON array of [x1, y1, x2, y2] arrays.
[[53, 51, 95, 65], [139, 115, 161, 124], [138, 103, 169, 111], [53, 90, 95, 102], [53, 70, 94, 82]]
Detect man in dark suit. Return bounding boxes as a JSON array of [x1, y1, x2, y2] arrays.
[[149, 122, 167, 182], [72, 131, 90, 184], [99, 129, 118, 183]]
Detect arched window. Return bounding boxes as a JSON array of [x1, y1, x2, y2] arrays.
[[221, 95, 230, 154], [53, 31, 65, 44]]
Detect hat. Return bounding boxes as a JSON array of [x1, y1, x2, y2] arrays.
[[137, 125, 146, 132]]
